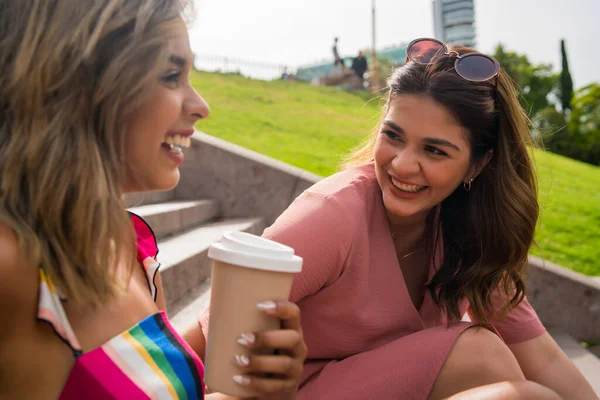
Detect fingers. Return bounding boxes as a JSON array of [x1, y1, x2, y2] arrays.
[[232, 354, 303, 377], [257, 300, 302, 333], [232, 373, 298, 394], [252, 300, 308, 363], [237, 330, 302, 356], [230, 352, 303, 396], [229, 300, 306, 397]]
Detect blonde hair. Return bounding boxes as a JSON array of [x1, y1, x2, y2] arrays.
[[344, 46, 539, 325], [0, 0, 186, 306]]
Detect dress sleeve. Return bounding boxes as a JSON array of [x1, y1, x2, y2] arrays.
[[199, 191, 354, 338], [471, 286, 546, 345], [262, 191, 354, 303]]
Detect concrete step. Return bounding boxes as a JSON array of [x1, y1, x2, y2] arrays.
[[548, 329, 600, 395], [159, 217, 264, 309], [169, 279, 212, 332], [125, 190, 175, 208], [129, 199, 219, 239]]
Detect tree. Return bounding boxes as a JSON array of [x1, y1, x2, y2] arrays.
[[570, 83, 600, 134], [568, 83, 600, 165], [536, 106, 569, 153], [543, 83, 600, 165], [559, 39, 574, 113], [493, 44, 558, 117], [493, 44, 599, 165]]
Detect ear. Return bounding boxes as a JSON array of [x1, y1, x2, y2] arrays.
[[465, 150, 493, 183]]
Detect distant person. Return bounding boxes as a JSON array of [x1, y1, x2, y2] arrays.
[[332, 37, 343, 73], [351, 50, 368, 86]]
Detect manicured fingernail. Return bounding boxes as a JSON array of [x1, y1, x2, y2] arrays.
[[233, 375, 251, 385], [237, 333, 255, 346], [233, 354, 250, 367], [257, 301, 277, 311]]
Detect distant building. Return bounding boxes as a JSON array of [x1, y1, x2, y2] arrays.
[[295, 44, 407, 83], [432, 0, 476, 48]]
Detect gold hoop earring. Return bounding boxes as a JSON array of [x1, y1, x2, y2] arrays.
[[463, 178, 473, 192]]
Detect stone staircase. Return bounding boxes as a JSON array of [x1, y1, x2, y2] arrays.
[[126, 190, 264, 311], [125, 190, 600, 395]]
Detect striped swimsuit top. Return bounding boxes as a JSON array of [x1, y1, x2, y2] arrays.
[[37, 213, 205, 399]]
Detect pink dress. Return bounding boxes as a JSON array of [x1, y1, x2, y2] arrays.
[[202, 164, 545, 400], [38, 213, 205, 399]]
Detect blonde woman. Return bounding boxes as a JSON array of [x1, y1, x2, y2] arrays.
[[0, 1, 306, 399]]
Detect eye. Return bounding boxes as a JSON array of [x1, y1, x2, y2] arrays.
[[160, 70, 182, 87], [424, 145, 448, 157], [382, 130, 402, 141]]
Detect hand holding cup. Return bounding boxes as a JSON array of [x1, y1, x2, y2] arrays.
[[204, 231, 304, 398], [231, 300, 306, 399]]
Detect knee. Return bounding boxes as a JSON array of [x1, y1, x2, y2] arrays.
[[429, 327, 526, 399], [446, 381, 562, 400], [449, 327, 524, 381]]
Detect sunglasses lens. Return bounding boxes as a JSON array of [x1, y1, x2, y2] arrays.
[[455, 54, 499, 81], [407, 39, 444, 64]]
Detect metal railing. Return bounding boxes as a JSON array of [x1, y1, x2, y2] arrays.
[[193, 54, 289, 81]]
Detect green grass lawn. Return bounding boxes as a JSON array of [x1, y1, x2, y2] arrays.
[[192, 71, 600, 276], [534, 152, 600, 276]]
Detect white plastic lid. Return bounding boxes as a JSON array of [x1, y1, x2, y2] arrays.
[[208, 231, 303, 273]]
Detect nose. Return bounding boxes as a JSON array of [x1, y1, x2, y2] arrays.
[[391, 147, 422, 176], [184, 86, 210, 122]]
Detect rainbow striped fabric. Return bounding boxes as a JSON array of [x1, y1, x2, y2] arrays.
[[37, 213, 205, 399], [60, 311, 205, 399], [38, 267, 83, 357]]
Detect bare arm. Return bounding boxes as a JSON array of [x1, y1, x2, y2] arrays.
[[0, 224, 72, 399], [0, 227, 24, 395], [508, 332, 597, 400]]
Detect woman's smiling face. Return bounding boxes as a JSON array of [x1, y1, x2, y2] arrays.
[[374, 94, 479, 223], [123, 19, 210, 193]]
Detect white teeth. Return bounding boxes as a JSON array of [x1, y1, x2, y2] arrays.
[[168, 144, 183, 153], [391, 177, 426, 193], [162, 134, 191, 151]]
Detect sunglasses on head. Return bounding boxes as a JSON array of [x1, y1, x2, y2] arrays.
[[406, 38, 500, 82]]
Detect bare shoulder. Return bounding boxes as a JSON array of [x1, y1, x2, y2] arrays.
[[0, 222, 38, 336], [0, 222, 28, 283], [0, 223, 70, 400], [0, 222, 22, 269]]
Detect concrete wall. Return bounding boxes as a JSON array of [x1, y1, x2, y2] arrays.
[[177, 131, 599, 341], [528, 256, 600, 341], [175, 131, 321, 226]]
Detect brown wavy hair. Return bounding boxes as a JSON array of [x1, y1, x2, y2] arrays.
[[0, 0, 187, 306], [344, 45, 539, 324]]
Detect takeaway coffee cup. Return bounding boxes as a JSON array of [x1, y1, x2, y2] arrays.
[[204, 231, 303, 397]]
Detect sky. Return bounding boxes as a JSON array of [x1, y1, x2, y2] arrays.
[[189, 0, 600, 88]]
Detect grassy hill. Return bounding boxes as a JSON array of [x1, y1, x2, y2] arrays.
[[192, 71, 600, 276]]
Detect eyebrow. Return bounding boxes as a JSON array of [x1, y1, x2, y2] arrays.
[[382, 120, 461, 152], [169, 55, 187, 68]]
